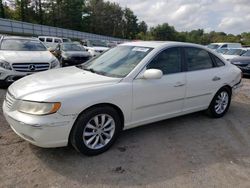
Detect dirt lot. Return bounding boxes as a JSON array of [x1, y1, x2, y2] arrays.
[[1, 79, 250, 188]]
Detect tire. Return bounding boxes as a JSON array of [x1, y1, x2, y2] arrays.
[[207, 87, 231, 118], [70, 106, 122, 156]]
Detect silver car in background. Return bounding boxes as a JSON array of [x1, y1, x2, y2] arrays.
[[0, 36, 60, 86]]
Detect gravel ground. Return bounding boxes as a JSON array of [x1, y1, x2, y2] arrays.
[[1, 78, 250, 188]]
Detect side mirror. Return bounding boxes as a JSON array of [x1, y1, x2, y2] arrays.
[[143, 69, 163, 79]]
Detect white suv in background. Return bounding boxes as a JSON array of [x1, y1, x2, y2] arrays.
[[38, 36, 71, 48], [82, 39, 110, 56], [0, 36, 60, 86]]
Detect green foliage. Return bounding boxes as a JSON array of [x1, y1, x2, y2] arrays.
[[0, 0, 249, 44]]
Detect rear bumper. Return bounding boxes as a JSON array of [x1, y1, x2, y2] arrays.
[[232, 81, 242, 96], [234, 66, 250, 76]]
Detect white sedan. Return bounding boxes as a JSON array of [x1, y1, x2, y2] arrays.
[[3, 41, 242, 155]]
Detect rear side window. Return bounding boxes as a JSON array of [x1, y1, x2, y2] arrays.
[[221, 44, 227, 48], [54, 39, 61, 43], [39, 37, 44, 42], [46, 38, 53, 42], [185, 47, 214, 71], [147, 47, 182, 75], [212, 54, 225, 67]]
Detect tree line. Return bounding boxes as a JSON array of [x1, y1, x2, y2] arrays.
[[0, 0, 250, 45]]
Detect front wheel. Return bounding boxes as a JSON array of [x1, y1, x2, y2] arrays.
[[207, 88, 231, 118], [70, 106, 122, 155]]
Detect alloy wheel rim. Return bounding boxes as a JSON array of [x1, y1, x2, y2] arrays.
[[83, 114, 115, 150], [215, 91, 229, 114]]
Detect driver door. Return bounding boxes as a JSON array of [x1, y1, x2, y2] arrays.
[[132, 47, 186, 124]]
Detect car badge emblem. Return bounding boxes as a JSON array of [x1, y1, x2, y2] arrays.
[[29, 64, 36, 71]]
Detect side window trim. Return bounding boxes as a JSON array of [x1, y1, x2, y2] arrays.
[[210, 53, 225, 67], [134, 46, 185, 80], [184, 47, 215, 72], [146, 47, 184, 75], [208, 53, 217, 67]]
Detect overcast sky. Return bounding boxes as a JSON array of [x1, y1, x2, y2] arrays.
[[107, 0, 250, 34]]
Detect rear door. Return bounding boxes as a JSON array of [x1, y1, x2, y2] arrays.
[[183, 47, 225, 112]]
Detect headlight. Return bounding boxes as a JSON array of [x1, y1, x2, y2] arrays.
[[17, 100, 61, 115], [51, 59, 59, 69], [0, 60, 12, 70]]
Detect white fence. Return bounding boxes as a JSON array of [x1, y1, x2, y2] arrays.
[[0, 18, 125, 42]]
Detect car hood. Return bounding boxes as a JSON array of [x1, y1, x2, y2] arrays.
[[9, 66, 121, 99], [0, 51, 54, 63], [62, 51, 90, 57], [230, 56, 250, 63]]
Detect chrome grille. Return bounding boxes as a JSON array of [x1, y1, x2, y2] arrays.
[[5, 91, 16, 110], [12, 63, 50, 72]]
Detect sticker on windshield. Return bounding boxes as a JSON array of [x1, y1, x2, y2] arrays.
[[132, 47, 150, 52]]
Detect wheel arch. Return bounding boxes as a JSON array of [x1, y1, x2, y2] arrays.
[[208, 84, 232, 108], [68, 103, 125, 145]]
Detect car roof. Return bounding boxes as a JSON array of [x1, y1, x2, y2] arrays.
[[120, 41, 205, 49]]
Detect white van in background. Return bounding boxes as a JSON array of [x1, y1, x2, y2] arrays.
[[38, 36, 71, 48], [207, 43, 242, 50]]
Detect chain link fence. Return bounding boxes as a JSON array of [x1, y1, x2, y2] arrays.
[[0, 18, 125, 42]]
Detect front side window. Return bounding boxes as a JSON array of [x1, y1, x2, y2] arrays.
[[185, 47, 214, 71], [39, 37, 45, 42], [81, 46, 153, 78], [0, 39, 47, 51], [54, 39, 61, 43], [147, 47, 182, 75], [46, 38, 53, 42]]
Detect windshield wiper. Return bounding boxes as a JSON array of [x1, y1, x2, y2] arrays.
[[83, 68, 97, 73], [77, 65, 109, 76]]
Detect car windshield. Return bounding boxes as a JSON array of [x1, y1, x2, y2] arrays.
[[216, 48, 228, 54], [89, 40, 108, 47], [225, 49, 244, 55], [0, 39, 47, 51], [62, 43, 85, 51], [79, 46, 153, 78], [63, 38, 71, 42], [242, 50, 250, 57], [207, 44, 219, 49]]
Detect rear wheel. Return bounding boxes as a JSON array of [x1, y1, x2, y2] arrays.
[[70, 106, 122, 155], [207, 87, 231, 118]]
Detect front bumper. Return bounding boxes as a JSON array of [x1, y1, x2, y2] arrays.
[[0, 69, 29, 82], [3, 100, 77, 148]]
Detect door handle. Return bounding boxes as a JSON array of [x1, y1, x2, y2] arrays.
[[174, 82, 185, 87], [212, 76, 221, 81]]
